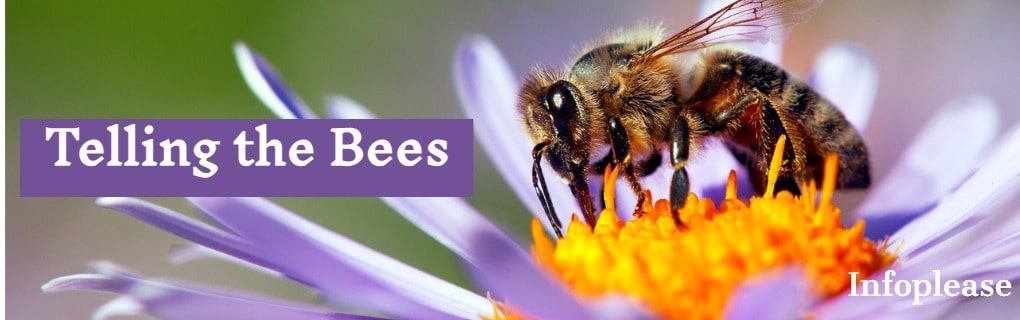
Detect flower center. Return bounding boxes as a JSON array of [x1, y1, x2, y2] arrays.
[[528, 136, 896, 319]]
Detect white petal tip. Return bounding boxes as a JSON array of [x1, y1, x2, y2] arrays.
[[810, 43, 879, 131], [232, 42, 251, 61], [454, 35, 504, 81], [95, 197, 132, 207], [41, 274, 105, 293], [166, 244, 201, 264], [325, 95, 376, 119], [945, 94, 998, 115], [88, 261, 141, 277], [233, 42, 312, 119], [40, 276, 71, 293], [93, 296, 145, 320], [456, 34, 494, 53]]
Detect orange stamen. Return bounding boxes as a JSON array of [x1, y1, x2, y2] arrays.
[[725, 169, 738, 200]]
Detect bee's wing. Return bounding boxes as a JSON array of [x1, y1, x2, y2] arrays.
[[645, 0, 822, 58]]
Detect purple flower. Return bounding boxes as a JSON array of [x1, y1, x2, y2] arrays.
[[44, 0, 1020, 318]]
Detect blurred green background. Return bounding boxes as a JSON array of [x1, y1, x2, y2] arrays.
[[8, 1, 1019, 319]]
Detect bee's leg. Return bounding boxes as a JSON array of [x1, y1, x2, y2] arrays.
[[709, 93, 756, 130], [531, 142, 563, 238], [631, 153, 663, 217], [636, 152, 663, 177], [607, 117, 647, 216], [669, 115, 693, 228]]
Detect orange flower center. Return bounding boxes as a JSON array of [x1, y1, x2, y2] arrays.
[[515, 136, 896, 319]]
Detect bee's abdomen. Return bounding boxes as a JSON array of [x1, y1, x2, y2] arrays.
[[732, 53, 787, 95], [694, 49, 871, 189]]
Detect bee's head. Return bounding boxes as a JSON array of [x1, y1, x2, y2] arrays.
[[518, 69, 592, 175]]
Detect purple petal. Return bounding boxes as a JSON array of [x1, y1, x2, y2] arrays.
[[611, 175, 639, 221], [818, 257, 1018, 319], [856, 95, 999, 239], [454, 35, 579, 233], [638, 153, 673, 200], [44, 270, 378, 320], [168, 244, 283, 278], [822, 168, 1020, 319], [586, 296, 656, 320], [188, 197, 492, 320], [724, 269, 816, 320], [99, 197, 487, 319], [817, 295, 958, 320], [686, 139, 757, 200], [943, 288, 1020, 319], [95, 198, 256, 264], [895, 203, 1020, 283], [808, 43, 879, 132], [100, 197, 424, 317], [818, 130, 1020, 317], [381, 197, 528, 266], [234, 42, 317, 119], [465, 228, 594, 320], [924, 234, 1020, 279], [892, 125, 1020, 257]]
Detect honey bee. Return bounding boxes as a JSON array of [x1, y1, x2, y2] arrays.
[[519, 0, 870, 237]]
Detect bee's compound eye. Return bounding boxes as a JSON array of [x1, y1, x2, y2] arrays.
[[545, 80, 576, 117]]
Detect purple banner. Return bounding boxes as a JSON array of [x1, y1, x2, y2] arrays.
[[20, 119, 473, 197]]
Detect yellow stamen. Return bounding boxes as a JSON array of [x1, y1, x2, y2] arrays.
[[820, 154, 838, 213], [529, 135, 895, 320], [725, 170, 738, 200], [764, 135, 787, 197]]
